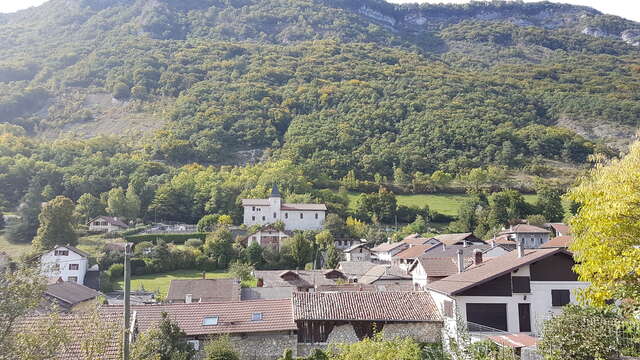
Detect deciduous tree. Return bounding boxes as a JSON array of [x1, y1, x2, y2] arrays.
[[33, 195, 77, 250], [132, 312, 195, 360]]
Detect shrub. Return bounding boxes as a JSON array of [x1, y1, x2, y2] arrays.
[[538, 305, 623, 360], [125, 233, 207, 245], [134, 241, 154, 256], [228, 261, 254, 282], [203, 335, 239, 360], [108, 263, 124, 280], [185, 239, 203, 248], [99, 272, 114, 293]]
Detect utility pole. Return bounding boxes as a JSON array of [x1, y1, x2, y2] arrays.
[[123, 243, 132, 360]]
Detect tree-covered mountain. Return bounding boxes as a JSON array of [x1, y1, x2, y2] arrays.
[[0, 0, 639, 194]]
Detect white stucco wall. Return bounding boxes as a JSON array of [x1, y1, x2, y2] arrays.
[[428, 263, 589, 338], [243, 203, 325, 231], [40, 248, 88, 284], [411, 264, 428, 290]]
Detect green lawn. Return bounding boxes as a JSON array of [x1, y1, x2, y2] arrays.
[[347, 192, 538, 217], [116, 269, 235, 296], [0, 232, 32, 258]]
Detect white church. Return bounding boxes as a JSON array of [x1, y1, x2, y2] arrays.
[[241, 185, 326, 231]]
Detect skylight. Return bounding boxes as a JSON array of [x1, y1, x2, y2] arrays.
[[251, 313, 263, 321], [202, 316, 219, 326]]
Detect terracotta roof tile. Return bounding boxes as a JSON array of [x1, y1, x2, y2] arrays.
[[360, 265, 411, 284], [370, 242, 408, 253], [488, 333, 538, 348], [541, 236, 573, 248], [292, 291, 442, 322], [499, 224, 550, 234], [106, 299, 296, 336], [253, 270, 344, 289], [393, 244, 437, 259], [432, 233, 483, 246]]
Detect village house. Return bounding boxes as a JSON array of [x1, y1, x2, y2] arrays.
[[40, 245, 91, 285], [370, 241, 409, 262], [245, 225, 292, 251], [427, 243, 588, 339], [253, 269, 347, 292], [401, 234, 441, 247], [42, 281, 102, 312], [123, 300, 298, 360], [334, 238, 363, 250], [391, 243, 439, 272], [87, 215, 129, 233], [242, 185, 326, 231], [343, 243, 372, 262], [293, 291, 443, 356], [496, 224, 551, 248], [166, 278, 241, 303]]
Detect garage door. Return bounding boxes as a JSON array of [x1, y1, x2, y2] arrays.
[[466, 303, 508, 331]]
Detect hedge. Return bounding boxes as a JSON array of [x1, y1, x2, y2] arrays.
[[124, 233, 207, 245]]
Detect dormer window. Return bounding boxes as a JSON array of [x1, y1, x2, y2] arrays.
[[203, 316, 219, 326], [251, 313, 263, 321], [54, 250, 69, 256]]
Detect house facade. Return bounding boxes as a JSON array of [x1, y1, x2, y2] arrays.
[[497, 224, 551, 249], [343, 243, 372, 262], [427, 246, 588, 338], [88, 216, 129, 233], [242, 185, 326, 231], [246, 226, 292, 251], [40, 245, 90, 284]]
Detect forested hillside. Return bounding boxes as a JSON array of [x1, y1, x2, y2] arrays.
[[0, 0, 639, 223]]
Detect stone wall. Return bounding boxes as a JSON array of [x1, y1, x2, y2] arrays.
[[326, 324, 359, 344], [381, 322, 442, 343], [229, 332, 297, 360]]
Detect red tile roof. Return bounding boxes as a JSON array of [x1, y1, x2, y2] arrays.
[[541, 236, 573, 248], [370, 242, 408, 253], [500, 224, 550, 234], [108, 299, 296, 336], [292, 291, 442, 322], [401, 236, 435, 246], [546, 223, 571, 235], [428, 248, 572, 295], [393, 244, 437, 259], [432, 233, 483, 245]]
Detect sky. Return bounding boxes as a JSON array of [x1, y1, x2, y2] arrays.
[[0, 0, 638, 22]]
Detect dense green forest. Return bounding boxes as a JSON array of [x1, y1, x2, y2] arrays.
[[0, 0, 639, 232]]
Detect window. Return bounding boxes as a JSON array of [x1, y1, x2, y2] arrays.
[[52, 264, 60, 271], [252, 216, 255, 221], [69, 264, 79, 271], [512, 276, 531, 293], [285, 213, 288, 219], [251, 313, 263, 321], [552, 290, 571, 306], [54, 250, 69, 256], [300, 213, 304, 219], [187, 340, 200, 351], [262, 216, 265, 221], [68, 276, 78, 283], [202, 316, 219, 326], [273, 212, 277, 219], [315, 213, 318, 219], [252, 206, 255, 211]]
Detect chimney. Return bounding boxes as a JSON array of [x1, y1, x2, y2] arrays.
[[490, 239, 496, 248], [442, 244, 446, 252], [517, 240, 525, 258], [463, 240, 468, 248], [473, 249, 483, 265], [456, 249, 464, 273], [257, 278, 264, 287], [185, 294, 192, 304], [202, 272, 206, 279]]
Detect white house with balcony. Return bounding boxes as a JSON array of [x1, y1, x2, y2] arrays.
[[242, 185, 326, 231], [427, 244, 588, 340], [40, 245, 90, 284]]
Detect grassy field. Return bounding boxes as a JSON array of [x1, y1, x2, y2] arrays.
[[115, 269, 239, 296], [347, 192, 538, 216], [0, 232, 32, 258]]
